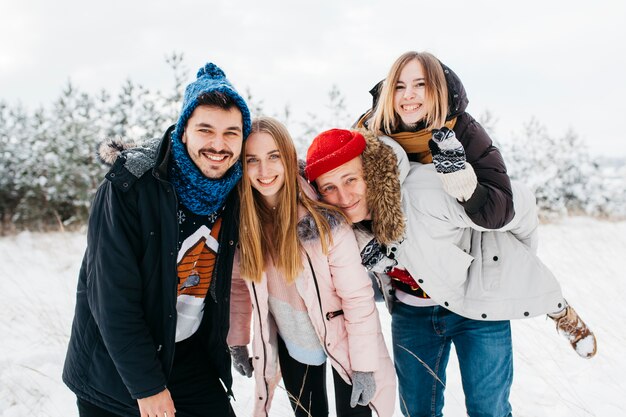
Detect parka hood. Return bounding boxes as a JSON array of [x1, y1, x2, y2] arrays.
[[98, 136, 161, 179], [302, 129, 405, 246], [296, 208, 346, 243], [440, 61, 469, 119], [296, 176, 348, 242], [357, 128, 406, 245]]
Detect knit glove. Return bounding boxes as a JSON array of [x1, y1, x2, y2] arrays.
[[229, 346, 253, 377], [428, 127, 477, 201], [350, 371, 376, 408], [360, 238, 397, 274]]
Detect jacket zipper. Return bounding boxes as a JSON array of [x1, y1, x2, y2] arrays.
[[155, 173, 179, 379], [252, 283, 270, 416], [169, 183, 179, 379], [305, 253, 350, 378], [305, 252, 380, 415]]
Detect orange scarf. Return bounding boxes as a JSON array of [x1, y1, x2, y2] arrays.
[[388, 118, 457, 164]]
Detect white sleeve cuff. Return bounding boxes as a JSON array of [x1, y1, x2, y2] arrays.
[[438, 163, 478, 202]]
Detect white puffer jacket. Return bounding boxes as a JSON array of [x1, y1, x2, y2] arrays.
[[363, 136, 565, 320]]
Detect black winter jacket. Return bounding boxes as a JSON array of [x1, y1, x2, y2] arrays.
[[62, 126, 239, 417]]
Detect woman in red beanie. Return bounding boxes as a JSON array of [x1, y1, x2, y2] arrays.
[[227, 116, 396, 417], [307, 50, 596, 417]]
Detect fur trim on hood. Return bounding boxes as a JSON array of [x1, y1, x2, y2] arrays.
[[357, 128, 405, 245], [297, 208, 345, 243], [296, 176, 348, 242], [98, 137, 161, 179]]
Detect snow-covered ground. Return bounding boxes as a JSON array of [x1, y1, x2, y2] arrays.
[[1, 217, 625, 416]]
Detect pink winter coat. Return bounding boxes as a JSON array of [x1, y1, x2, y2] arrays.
[[228, 205, 396, 417]]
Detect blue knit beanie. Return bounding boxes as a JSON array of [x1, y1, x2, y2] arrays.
[[169, 62, 251, 216], [172, 62, 251, 143]]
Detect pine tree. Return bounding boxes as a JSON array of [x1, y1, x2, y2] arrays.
[[1, 103, 40, 229], [0, 102, 19, 227], [12, 82, 106, 228], [2, 57, 624, 231], [297, 85, 351, 156], [501, 119, 617, 219]]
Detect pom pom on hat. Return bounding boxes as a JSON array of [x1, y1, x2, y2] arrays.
[[305, 129, 367, 182], [172, 62, 251, 146], [197, 63, 226, 79]]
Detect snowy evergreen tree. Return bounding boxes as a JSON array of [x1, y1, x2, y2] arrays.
[[0, 54, 194, 231], [2, 57, 624, 231], [297, 84, 352, 156], [501, 118, 619, 219], [159, 52, 188, 123], [478, 109, 498, 137], [0, 102, 42, 230], [505, 120, 567, 217], [9, 83, 107, 228], [603, 163, 626, 218], [0, 102, 21, 228]]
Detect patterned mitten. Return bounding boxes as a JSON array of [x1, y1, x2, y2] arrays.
[[360, 238, 397, 274], [429, 127, 477, 201], [430, 127, 466, 172]]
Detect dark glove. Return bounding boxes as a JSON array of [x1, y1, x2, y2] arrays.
[[350, 371, 376, 408], [428, 127, 477, 201], [229, 346, 253, 377]]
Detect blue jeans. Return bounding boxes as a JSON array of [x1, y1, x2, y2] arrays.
[[392, 303, 513, 417]]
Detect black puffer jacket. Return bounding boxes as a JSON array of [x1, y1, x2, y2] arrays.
[[62, 125, 239, 417], [363, 62, 514, 229]]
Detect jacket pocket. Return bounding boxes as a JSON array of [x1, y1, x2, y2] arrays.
[[478, 231, 503, 291]]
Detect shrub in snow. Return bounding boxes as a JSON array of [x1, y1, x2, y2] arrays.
[[499, 118, 624, 220]]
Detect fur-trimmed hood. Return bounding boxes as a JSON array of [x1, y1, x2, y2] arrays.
[[296, 177, 347, 242], [296, 208, 345, 242], [301, 130, 408, 246], [357, 128, 407, 245], [98, 136, 161, 179]]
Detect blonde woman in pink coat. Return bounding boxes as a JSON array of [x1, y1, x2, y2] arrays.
[[227, 116, 395, 417]]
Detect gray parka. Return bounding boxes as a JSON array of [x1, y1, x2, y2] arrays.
[[357, 133, 565, 320]]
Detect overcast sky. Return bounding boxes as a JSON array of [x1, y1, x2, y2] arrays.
[[2, 0, 625, 157]]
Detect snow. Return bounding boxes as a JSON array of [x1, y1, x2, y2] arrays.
[[1, 217, 625, 416]]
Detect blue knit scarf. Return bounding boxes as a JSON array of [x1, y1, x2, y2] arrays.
[[169, 131, 241, 216]]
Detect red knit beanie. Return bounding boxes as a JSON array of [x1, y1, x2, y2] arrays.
[[305, 129, 367, 182]]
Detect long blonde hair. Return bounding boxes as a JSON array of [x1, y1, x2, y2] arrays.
[[238, 116, 341, 283], [370, 51, 449, 135]]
